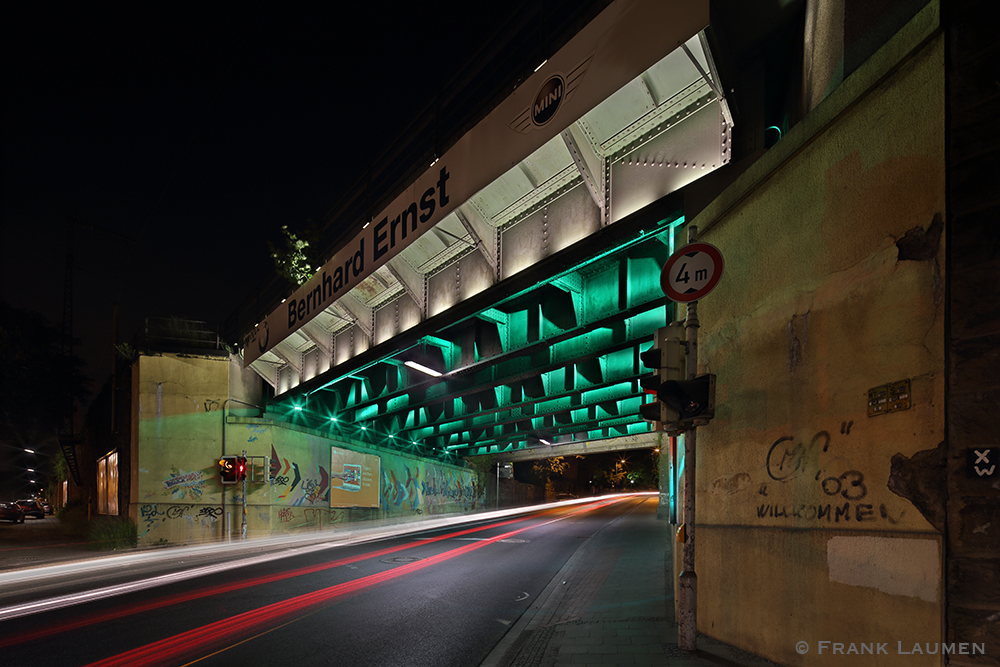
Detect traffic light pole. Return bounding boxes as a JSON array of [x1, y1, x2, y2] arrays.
[[678, 226, 699, 651], [221, 399, 264, 542], [241, 449, 248, 540]]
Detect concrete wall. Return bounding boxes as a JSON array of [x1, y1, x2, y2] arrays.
[[131, 353, 244, 543], [131, 352, 483, 545], [687, 5, 946, 665]]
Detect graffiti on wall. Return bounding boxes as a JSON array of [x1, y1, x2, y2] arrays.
[[135, 438, 481, 524], [138, 502, 222, 535], [138, 433, 482, 543], [261, 443, 481, 515], [381, 464, 481, 514], [140, 503, 165, 529], [245, 423, 267, 443], [271, 445, 330, 506], [162, 468, 207, 501], [383, 466, 419, 511], [750, 424, 904, 525]]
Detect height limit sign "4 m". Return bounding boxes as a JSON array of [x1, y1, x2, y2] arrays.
[[661, 242, 725, 302]]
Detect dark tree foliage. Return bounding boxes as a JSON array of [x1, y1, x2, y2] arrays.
[[268, 222, 324, 286], [0, 301, 90, 446]]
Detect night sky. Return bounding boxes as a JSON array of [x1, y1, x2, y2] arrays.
[[2, 2, 487, 403]]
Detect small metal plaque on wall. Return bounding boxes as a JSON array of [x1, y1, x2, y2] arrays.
[[868, 379, 911, 417]]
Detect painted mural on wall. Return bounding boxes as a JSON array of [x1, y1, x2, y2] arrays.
[[267, 435, 484, 516], [381, 463, 482, 516], [136, 414, 485, 543]]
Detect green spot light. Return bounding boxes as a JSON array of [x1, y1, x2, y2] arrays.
[[293, 405, 303, 412]]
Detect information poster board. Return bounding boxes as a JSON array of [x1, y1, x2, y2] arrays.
[[330, 447, 381, 508]]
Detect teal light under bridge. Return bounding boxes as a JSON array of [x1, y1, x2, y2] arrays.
[[284, 212, 686, 458]]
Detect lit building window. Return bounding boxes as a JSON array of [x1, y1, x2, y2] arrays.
[[96, 451, 119, 516]]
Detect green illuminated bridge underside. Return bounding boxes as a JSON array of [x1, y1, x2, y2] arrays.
[[273, 201, 684, 461]]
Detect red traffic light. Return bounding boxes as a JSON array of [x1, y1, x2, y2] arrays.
[[235, 456, 247, 481]]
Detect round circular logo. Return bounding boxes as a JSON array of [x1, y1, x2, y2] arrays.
[[257, 321, 269, 354], [531, 75, 565, 127]]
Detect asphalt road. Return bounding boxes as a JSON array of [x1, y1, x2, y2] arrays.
[[0, 496, 646, 667]]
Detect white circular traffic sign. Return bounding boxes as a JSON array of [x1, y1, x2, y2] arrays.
[[661, 242, 724, 302]]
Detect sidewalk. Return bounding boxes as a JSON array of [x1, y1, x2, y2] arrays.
[[482, 497, 786, 667], [0, 517, 98, 572]]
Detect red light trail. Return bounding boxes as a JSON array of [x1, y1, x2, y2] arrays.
[[0, 511, 546, 649], [82, 498, 624, 667], [0, 497, 625, 656]]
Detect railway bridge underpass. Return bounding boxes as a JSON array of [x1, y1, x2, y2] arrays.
[[235, 1, 727, 496]]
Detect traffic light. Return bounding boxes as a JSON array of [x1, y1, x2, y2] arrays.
[[219, 455, 238, 484], [639, 324, 685, 424], [657, 374, 716, 425], [250, 456, 267, 483], [235, 456, 247, 482]]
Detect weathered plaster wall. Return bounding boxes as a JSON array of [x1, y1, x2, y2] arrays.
[[132, 353, 483, 545], [133, 353, 233, 543], [688, 13, 946, 667]]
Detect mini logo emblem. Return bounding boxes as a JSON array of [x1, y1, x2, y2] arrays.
[[508, 52, 594, 135], [257, 321, 269, 354], [531, 75, 564, 127]]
